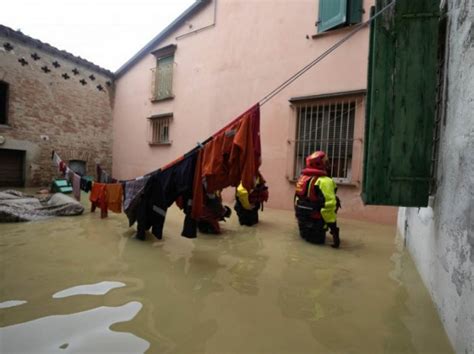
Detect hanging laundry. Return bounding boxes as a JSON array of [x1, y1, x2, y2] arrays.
[[124, 176, 149, 211], [135, 150, 198, 240], [90, 183, 108, 218], [97, 164, 116, 184], [80, 176, 93, 192], [106, 183, 123, 214], [52, 151, 61, 169], [67, 169, 74, 184], [72, 173, 81, 201], [192, 104, 261, 219], [123, 176, 150, 227], [59, 161, 67, 176]]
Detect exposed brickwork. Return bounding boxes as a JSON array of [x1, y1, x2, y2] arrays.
[[0, 32, 114, 187]]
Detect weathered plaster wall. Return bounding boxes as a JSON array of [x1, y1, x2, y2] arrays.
[[0, 30, 114, 186], [398, 1, 474, 353]]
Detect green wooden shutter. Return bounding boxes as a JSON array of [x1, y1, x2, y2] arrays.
[[348, 0, 363, 25], [155, 55, 174, 100], [362, 0, 440, 207], [318, 0, 347, 33]]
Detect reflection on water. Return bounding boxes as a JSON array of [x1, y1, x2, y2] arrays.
[[0, 194, 454, 353], [0, 300, 27, 309], [0, 301, 149, 353], [53, 281, 126, 298]]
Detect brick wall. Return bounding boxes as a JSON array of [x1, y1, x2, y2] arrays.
[[0, 33, 114, 187]]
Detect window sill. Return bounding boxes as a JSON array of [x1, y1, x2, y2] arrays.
[[0, 124, 12, 129], [311, 25, 358, 39], [149, 141, 172, 147], [151, 95, 174, 103], [334, 180, 359, 188]]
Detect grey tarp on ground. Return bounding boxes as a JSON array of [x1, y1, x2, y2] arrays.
[[0, 190, 84, 222]]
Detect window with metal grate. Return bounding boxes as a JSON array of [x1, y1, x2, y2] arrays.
[[148, 115, 172, 145], [294, 100, 356, 182]]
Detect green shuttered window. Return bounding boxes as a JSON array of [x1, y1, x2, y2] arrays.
[[154, 55, 174, 100], [151, 44, 176, 101], [362, 0, 440, 207], [318, 0, 363, 33]]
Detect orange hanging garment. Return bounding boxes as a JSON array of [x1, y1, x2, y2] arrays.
[[192, 104, 261, 219], [90, 183, 108, 218], [106, 183, 123, 214]]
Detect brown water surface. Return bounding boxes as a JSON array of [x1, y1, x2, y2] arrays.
[[0, 192, 453, 353]]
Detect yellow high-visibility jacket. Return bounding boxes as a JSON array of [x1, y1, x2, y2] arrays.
[[315, 176, 337, 223], [236, 182, 252, 210]]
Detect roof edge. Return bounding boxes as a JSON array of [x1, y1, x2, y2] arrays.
[[0, 24, 114, 78], [115, 0, 210, 79]]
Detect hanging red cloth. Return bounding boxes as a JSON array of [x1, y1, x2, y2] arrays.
[[192, 104, 260, 219]]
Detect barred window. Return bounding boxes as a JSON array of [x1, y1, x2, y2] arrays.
[[294, 100, 356, 182], [148, 114, 172, 145]]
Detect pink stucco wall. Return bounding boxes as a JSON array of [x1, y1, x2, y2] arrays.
[[113, 0, 397, 225]]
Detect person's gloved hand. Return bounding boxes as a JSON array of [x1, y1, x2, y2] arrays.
[[223, 206, 232, 218], [336, 197, 342, 212]]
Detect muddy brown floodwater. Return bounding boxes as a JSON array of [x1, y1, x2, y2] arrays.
[[0, 192, 453, 353]]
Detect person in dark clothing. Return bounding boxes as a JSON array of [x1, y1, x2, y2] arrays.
[[197, 191, 231, 234]]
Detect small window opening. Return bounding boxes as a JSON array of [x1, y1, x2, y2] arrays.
[[0, 81, 9, 125]]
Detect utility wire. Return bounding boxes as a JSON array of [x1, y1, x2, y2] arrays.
[[259, 1, 396, 107]]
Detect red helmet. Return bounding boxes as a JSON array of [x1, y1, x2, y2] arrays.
[[305, 151, 329, 171]]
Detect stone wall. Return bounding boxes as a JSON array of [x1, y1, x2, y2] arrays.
[[397, 1, 474, 353], [0, 28, 114, 187]]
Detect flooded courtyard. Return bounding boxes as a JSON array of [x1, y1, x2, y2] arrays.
[[0, 193, 453, 353]]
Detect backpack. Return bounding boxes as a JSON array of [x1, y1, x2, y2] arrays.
[[295, 175, 318, 202]]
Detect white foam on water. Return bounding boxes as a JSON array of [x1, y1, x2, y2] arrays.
[[52, 281, 126, 298], [0, 300, 27, 309], [0, 301, 149, 353]]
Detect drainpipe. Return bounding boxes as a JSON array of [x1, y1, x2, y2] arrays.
[[175, 0, 217, 40]]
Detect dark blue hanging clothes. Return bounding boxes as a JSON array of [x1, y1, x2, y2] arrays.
[[135, 150, 198, 240]]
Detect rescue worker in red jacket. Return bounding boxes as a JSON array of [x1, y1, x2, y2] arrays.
[[234, 174, 269, 226], [294, 151, 340, 248]]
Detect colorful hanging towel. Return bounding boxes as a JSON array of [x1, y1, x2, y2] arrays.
[[123, 176, 150, 227]]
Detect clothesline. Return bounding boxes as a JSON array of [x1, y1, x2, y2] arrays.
[[51, 151, 87, 202]]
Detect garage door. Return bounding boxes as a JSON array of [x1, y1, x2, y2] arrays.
[[0, 149, 25, 187]]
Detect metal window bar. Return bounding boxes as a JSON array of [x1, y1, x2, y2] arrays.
[[294, 100, 356, 181], [150, 118, 170, 144]]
